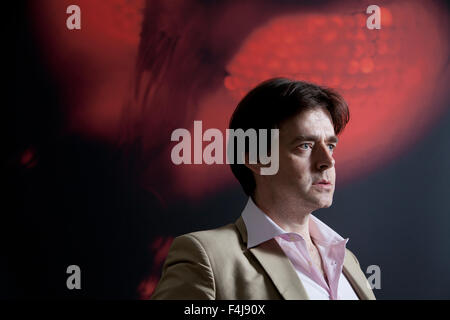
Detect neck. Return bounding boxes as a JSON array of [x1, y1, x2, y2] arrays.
[[252, 191, 315, 246]]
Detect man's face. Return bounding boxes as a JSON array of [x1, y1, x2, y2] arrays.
[[260, 106, 338, 211]]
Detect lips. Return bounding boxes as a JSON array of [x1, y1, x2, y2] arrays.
[[313, 179, 333, 191], [314, 179, 331, 185]]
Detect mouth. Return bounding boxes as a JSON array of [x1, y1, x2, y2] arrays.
[[312, 180, 333, 190], [313, 179, 332, 185]]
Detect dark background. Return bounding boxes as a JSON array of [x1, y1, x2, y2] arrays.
[[3, 0, 450, 299]]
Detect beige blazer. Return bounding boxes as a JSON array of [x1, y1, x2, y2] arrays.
[[151, 216, 376, 300]]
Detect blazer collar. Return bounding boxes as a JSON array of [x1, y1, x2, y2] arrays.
[[235, 216, 374, 300], [342, 253, 376, 300], [235, 216, 309, 299]]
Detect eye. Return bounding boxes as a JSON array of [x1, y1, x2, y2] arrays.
[[328, 144, 336, 151], [298, 143, 312, 150]]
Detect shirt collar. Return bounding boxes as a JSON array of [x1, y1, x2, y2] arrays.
[[241, 197, 348, 249]]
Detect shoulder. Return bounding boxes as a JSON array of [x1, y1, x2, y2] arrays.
[[167, 221, 246, 269], [161, 222, 245, 289], [175, 221, 242, 252]]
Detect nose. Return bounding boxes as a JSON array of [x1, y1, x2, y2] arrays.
[[315, 143, 335, 171]]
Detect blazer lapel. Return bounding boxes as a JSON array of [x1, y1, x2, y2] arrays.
[[342, 251, 376, 300], [235, 216, 309, 300]]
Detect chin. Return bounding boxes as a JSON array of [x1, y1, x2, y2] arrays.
[[318, 198, 333, 208]]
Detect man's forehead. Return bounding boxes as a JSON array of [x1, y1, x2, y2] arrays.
[[279, 108, 336, 138]]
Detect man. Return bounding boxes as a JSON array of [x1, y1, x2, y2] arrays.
[[151, 78, 375, 300]]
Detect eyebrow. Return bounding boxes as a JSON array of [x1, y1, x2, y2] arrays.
[[291, 134, 339, 145]]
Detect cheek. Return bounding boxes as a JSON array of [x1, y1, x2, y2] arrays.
[[280, 154, 311, 182]]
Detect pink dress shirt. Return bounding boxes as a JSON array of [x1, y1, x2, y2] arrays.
[[241, 197, 359, 300]]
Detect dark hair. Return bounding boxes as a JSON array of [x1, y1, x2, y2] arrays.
[[228, 77, 350, 197]]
